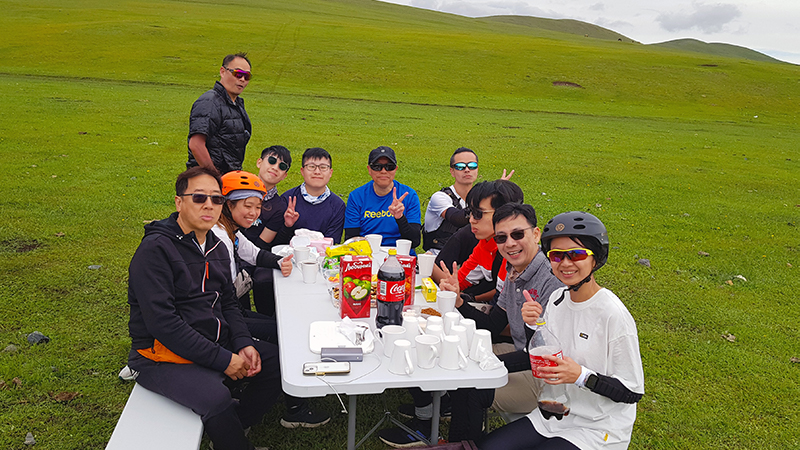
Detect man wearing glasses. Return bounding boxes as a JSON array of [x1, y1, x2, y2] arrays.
[[344, 146, 421, 250], [187, 53, 253, 174], [422, 147, 479, 254], [280, 147, 346, 244]]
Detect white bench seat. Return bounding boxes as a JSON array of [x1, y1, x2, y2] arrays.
[[106, 382, 203, 450]]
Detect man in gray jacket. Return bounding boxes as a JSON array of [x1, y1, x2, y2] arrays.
[[187, 53, 253, 174]]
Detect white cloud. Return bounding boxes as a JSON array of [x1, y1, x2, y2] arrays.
[[656, 2, 742, 33]]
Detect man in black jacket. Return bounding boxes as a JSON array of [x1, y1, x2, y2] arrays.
[[187, 53, 253, 174], [127, 167, 279, 450]]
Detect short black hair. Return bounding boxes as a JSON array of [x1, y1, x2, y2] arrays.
[[493, 203, 537, 229], [466, 180, 524, 211], [259, 145, 292, 170], [222, 52, 251, 68], [302, 147, 332, 167], [450, 147, 478, 166], [175, 166, 222, 196]]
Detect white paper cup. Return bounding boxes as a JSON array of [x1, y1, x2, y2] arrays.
[[470, 329, 492, 362], [459, 318, 476, 349], [388, 339, 415, 375], [300, 261, 318, 284], [395, 239, 412, 256], [415, 334, 440, 369], [443, 311, 460, 334], [450, 325, 469, 355], [376, 325, 406, 358], [437, 291, 457, 314], [365, 234, 383, 255], [294, 246, 311, 263], [417, 253, 436, 279], [439, 335, 468, 370]]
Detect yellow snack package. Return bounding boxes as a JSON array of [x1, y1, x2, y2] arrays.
[[325, 244, 355, 258], [421, 277, 438, 302], [348, 240, 373, 256]]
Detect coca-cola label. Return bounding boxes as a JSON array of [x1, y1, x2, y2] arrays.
[[378, 279, 405, 303], [529, 350, 563, 379]]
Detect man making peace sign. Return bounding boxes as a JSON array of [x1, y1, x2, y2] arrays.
[[344, 146, 421, 252]]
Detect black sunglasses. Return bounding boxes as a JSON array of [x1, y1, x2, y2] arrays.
[[370, 162, 397, 172], [469, 207, 494, 221], [268, 155, 289, 171], [452, 161, 478, 171], [179, 193, 227, 205], [493, 227, 534, 244]]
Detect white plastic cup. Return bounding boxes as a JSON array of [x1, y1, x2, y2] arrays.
[[439, 335, 468, 370], [300, 261, 318, 284], [365, 234, 383, 255], [415, 334, 440, 369], [417, 253, 436, 279], [470, 329, 492, 362], [375, 325, 406, 358], [294, 246, 311, 263], [437, 291, 458, 314], [443, 311, 460, 335], [459, 318, 476, 349], [388, 339, 415, 375], [450, 325, 469, 355], [396, 239, 412, 256]]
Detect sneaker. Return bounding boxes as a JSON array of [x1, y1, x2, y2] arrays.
[[118, 365, 139, 381], [397, 396, 452, 421], [280, 404, 331, 428], [378, 418, 432, 448]]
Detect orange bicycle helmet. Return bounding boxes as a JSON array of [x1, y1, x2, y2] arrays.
[[221, 171, 267, 197]]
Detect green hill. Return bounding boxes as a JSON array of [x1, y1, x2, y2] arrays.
[[479, 15, 635, 42], [651, 38, 786, 64]]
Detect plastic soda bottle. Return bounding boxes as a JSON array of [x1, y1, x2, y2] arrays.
[[528, 317, 571, 420], [376, 249, 405, 329]]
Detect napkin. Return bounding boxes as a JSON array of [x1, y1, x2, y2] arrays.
[[337, 317, 374, 347], [478, 348, 504, 371]]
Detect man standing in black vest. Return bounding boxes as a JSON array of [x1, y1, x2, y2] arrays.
[[187, 53, 253, 174]]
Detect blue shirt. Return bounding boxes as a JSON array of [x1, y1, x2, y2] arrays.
[[344, 180, 421, 247], [281, 185, 346, 244]]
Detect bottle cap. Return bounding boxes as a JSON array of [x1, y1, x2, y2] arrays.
[[388, 249, 397, 256], [535, 317, 546, 326]]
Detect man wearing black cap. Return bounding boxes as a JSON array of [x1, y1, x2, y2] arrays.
[[344, 146, 421, 250]]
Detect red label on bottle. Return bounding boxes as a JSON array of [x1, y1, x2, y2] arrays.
[[379, 279, 405, 303], [529, 350, 563, 378]]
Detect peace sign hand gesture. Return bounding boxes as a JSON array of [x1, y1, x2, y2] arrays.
[[388, 187, 408, 219], [284, 196, 300, 227]]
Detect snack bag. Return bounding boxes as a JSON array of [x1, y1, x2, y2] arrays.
[[396, 255, 417, 306], [340, 255, 372, 319]]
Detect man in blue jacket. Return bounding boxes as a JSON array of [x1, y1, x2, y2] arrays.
[[187, 53, 253, 174], [127, 167, 280, 450]]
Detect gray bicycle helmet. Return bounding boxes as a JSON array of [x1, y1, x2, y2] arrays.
[[541, 211, 609, 271]]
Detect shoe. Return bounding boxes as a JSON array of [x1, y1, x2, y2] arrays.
[[397, 396, 452, 421], [378, 418, 432, 448], [118, 365, 139, 381], [280, 404, 331, 428]]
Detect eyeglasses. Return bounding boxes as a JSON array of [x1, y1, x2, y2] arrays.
[[469, 208, 494, 221], [546, 248, 595, 263], [224, 67, 252, 81], [493, 227, 534, 244], [179, 193, 227, 205], [452, 161, 478, 171], [369, 162, 397, 172], [267, 155, 289, 171], [303, 163, 331, 172]]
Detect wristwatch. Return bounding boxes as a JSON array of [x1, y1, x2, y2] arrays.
[[585, 373, 599, 391]]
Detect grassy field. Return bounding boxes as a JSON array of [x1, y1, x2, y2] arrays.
[[1, 0, 799, 449]]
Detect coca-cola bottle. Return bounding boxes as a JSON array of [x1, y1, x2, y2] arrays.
[[528, 317, 570, 420], [376, 249, 405, 329]]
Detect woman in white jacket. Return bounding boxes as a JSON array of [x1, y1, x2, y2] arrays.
[[479, 211, 644, 450]]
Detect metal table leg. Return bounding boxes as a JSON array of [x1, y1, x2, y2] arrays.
[[430, 391, 442, 444], [348, 395, 357, 450]]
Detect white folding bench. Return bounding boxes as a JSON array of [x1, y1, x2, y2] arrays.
[[106, 382, 203, 450]]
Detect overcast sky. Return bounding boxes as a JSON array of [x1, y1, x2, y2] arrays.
[[378, 0, 800, 64]]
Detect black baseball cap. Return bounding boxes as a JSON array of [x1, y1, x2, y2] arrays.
[[368, 146, 397, 165]]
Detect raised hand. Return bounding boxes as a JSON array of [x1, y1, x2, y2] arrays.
[[280, 254, 293, 277], [388, 187, 408, 219], [521, 289, 543, 325], [284, 196, 300, 227], [500, 169, 515, 180]]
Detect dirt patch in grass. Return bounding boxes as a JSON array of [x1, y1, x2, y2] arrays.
[[553, 81, 583, 88], [0, 239, 42, 253]]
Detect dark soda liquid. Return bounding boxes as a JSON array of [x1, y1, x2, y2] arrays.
[[376, 268, 405, 329], [538, 401, 570, 420]]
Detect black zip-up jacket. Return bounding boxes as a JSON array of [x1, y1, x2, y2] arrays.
[[127, 212, 253, 372], [186, 81, 252, 174]]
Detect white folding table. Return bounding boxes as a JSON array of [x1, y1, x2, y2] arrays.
[[274, 267, 507, 450]]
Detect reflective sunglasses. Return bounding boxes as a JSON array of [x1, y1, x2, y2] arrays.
[[452, 161, 478, 171], [179, 193, 227, 205], [267, 155, 289, 171], [224, 67, 252, 81], [303, 163, 331, 172], [493, 226, 534, 244], [369, 162, 397, 172], [546, 248, 595, 263], [469, 207, 494, 221]]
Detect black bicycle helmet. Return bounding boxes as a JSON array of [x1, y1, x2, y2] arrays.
[[541, 211, 610, 271]]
